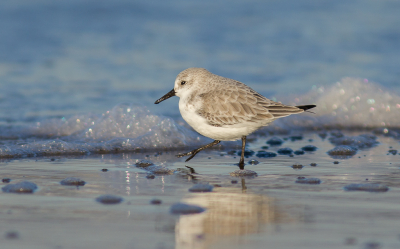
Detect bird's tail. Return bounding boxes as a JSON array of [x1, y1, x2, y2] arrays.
[[296, 105, 316, 111]]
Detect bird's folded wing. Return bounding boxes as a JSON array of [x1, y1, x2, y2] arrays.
[[198, 87, 303, 127]]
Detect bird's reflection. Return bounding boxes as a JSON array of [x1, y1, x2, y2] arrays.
[[174, 181, 284, 249]]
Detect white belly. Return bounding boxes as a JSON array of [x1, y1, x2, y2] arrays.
[[179, 100, 262, 141]]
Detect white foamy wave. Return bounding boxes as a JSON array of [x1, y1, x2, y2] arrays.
[[0, 103, 206, 158], [268, 77, 400, 131]]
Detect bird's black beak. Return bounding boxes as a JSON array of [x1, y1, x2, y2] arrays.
[[154, 89, 176, 104]]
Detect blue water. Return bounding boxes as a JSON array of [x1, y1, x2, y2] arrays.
[[0, 0, 399, 157]]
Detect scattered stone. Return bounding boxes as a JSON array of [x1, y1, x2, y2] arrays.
[[170, 203, 206, 215], [2, 178, 11, 183], [230, 169, 258, 177], [256, 151, 277, 158], [227, 150, 236, 155], [189, 184, 213, 193], [147, 166, 174, 175], [318, 132, 328, 139], [329, 134, 378, 149], [333, 161, 340, 164], [294, 150, 305, 155], [50, 158, 56, 161], [344, 183, 389, 192], [135, 160, 154, 168], [261, 146, 269, 150], [310, 163, 317, 167], [292, 163, 303, 169], [248, 159, 259, 165], [150, 199, 162, 205], [146, 174, 155, 179], [2, 181, 38, 194], [344, 237, 357, 245], [330, 130, 344, 138], [60, 177, 86, 186], [302, 145, 318, 151], [363, 241, 381, 249], [237, 149, 255, 158], [101, 168, 108, 172], [296, 177, 321, 184], [328, 145, 357, 156], [277, 147, 293, 155], [266, 137, 283, 146], [388, 149, 397, 155], [95, 195, 124, 204], [231, 180, 238, 184], [290, 135, 303, 141], [5, 231, 19, 239]]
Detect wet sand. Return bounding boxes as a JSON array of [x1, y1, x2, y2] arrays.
[[1, 131, 400, 249]]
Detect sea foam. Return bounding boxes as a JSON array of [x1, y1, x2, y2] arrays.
[[0, 78, 399, 158], [269, 77, 400, 130]]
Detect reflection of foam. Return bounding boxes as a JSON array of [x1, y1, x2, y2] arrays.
[[175, 187, 282, 249]]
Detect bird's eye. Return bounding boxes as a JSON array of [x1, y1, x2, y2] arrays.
[[181, 81, 186, 85]]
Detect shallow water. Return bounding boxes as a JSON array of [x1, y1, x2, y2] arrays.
[[1, 132, 400, 249]]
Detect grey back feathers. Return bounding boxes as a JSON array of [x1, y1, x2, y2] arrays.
[[179, 68, 311, 127]]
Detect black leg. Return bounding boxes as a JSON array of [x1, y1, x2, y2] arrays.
[[177, 140, 221, 162], [238, 136, 246, 170]]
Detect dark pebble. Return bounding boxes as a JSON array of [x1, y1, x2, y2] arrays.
[[344, 183, 389, 192], [60, 177, 85, 186], [213, 184, 222, 187], [188, 184, 214, 193], [170, 203, 206, 215], [135, 160, 154, 168], [256, 151, 277, 158], [50, 158, 56, 161], [96, 195, 124, 204], [230, 169, 258, 177], [310, 163, 317, 166], [227, 150, 236, 155], [333, 161, 340, 164], [327, 145, 357, 156], [231, 180, 238, 184], [147, 166, 174, 175], [292, 163, 303, 169], [237, 149, 255, 158], [5, 231, 19, 239], [296, 177, 321, 184], [294, 150, 305, 155], [261, 146, 269, 150], [302, 145, 318, 151], [344, 237, 357, 245], [318, 132, 328, 139], [146, 174, 155, 179], [388, 149, 397, 155], [266, 137, 284, 146], [277, 147, 293, 155], [248, 159, 259, 165], [2, 178, 11, 183], [150, 199, 162, 205], [2, 181, 38, 194], [290, 135, 303, 141], [364, 242, 381, 249], [101, 168, 108, 172]]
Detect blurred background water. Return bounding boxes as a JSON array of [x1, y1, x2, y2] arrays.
[[0, 0, 400, 157], [1, 0, 399, 122]]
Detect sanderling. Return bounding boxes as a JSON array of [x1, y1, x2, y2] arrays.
[[155, 68, 316, 169]]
